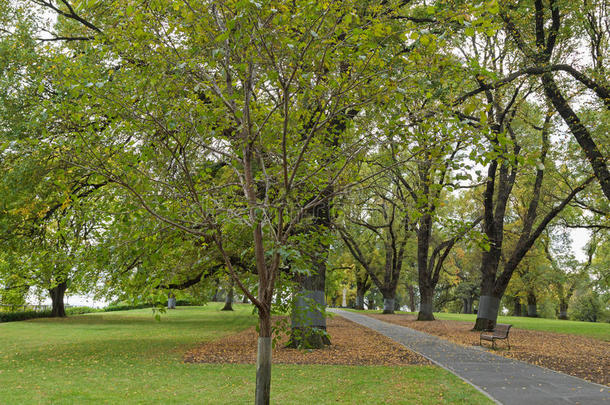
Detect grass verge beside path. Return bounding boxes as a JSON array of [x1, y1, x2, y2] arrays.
[[0, 303, 491, 404], [343, 309, 610, 341]]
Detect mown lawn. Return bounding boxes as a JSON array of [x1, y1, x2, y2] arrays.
[[0, 304, 491, 404], [344, 309, 610, 341]]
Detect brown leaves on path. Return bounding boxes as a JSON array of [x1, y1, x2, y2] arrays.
[[184, 316, 429, 366], [368, 313, 610, 386]]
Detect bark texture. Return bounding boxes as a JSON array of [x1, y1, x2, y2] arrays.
[[288, 289, 330, 348], [407, 285, 416, 313], [382, 297, 395, 314], [354, 272, 370, 310], [417, 285, 435, 321], [513, 297, 522, 317], [255, 336, 272, 405], [355, 293, 365, 310], [167, 293, 176, 309], [49, 281, 67, 318], [462, 297, 473, 314], [289, 189, 331, 349], [558, 300, 569, 320], [527, 292, 538, 317], [222, 284, 234, 311]]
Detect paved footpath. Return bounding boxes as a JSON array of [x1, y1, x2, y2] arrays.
[[329, 309, 608, 405]]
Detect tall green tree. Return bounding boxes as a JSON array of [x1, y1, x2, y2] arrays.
[[0, 3, 108, 316], [27, 1, 405, 403], [337, 172, 412, 314], [493, 1, 610, 199]]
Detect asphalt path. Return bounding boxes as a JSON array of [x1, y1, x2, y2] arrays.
[[329, 309, 608, 405]]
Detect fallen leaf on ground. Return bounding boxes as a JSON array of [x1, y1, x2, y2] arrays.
[[185, 316, 430, 366]]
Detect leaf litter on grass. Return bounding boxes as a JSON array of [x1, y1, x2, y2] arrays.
[[185, 316, 430, 366]]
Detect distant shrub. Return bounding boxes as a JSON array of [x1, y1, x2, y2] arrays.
[[0, 311, 51, 323], [66, 306, 102, 315], [0, 306, 102, 323], [175, 299, 201, 306], [0, 300, 205, 322], [104, 303, 154, 312], [537, 300, 556, 319], [570, 291, 609, 323], [103, 298, 202, 312]]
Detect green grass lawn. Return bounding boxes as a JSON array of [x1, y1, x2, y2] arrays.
[[0, 303, 490, 404], [343, 309, 610, 341]]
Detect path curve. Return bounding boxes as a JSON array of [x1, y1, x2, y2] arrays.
[[329, 309, 608, 405]]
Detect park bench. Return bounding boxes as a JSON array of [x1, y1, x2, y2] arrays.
[[480, 323, 512, 349]]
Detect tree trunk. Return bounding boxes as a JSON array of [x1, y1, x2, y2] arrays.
[[382, 297, 395, 314], [462, 298, 473, 314], [407, 285, 416, 313], [558, 299, 568, 320], [474, 279, 500, 331], [474, 265, 501, 330], [289, 192, 330, 348], [474, 295, 500, 330], [417, 284, 434, 320], [242, 295, 249, 303], [354, 275, 369, 310], [255, 312, 272, 405], [49, 281, 67, 318], [288, 253, 330, 348], [167, 292, 176, 309], [288, 287, 330, 348], [513, 297, 522, 317], [527, 292, 537, 317], [541, 72, 610, 201], [381, 289, 396, 314], [222, 284, 234, 311], [355, 292, 365, 310]]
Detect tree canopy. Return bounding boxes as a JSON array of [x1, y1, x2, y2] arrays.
[[0, 1, 608, 404]]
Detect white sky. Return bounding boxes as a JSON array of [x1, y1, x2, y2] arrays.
[[570, 229, 590, 262]]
